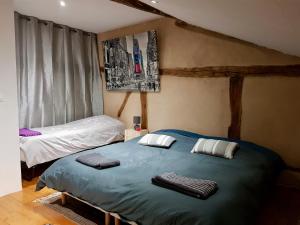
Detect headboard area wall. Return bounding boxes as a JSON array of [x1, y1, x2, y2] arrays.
[[98, 18, 300, 175]]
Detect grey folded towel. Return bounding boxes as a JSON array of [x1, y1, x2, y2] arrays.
[[76, 153, 120, 169], [152, 172, 218, 199]]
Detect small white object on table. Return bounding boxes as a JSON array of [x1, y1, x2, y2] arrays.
[[125, 129, 148, 141]]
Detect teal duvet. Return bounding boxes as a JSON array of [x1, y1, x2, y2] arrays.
[[37, 129, 284, 225]]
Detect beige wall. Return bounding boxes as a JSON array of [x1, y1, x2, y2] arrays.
[[242, 77, 300, 168], [98, 18, 300, 169]]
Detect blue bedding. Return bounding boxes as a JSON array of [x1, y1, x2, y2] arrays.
[[37, 129, 284, 225]]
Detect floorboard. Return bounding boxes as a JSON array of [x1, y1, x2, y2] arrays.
[[0, 179, 76, 225]]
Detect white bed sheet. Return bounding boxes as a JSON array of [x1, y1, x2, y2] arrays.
[[20, 115, 125, 168]]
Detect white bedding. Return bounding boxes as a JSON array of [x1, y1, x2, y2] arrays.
[[20, 115, 125, 168]]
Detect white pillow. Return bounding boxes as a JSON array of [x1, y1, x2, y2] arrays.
[[191, 138, 239, 159], [138, 134, 176, 148]]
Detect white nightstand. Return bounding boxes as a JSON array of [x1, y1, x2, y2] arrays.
[[125, 129, 148, 141]]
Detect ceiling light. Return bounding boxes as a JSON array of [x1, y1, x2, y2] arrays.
[[151, 0, 158, 3], [59, 1, 66, 7]]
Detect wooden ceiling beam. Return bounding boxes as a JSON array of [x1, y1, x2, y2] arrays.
[[110, 0, 172, 17]]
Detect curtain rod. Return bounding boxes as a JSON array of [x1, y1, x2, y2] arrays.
[[17, 13, 94, 36]]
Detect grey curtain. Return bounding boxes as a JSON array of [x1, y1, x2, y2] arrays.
[[15, 12, 103, 128]]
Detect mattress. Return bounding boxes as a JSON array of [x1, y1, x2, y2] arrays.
[[36, 129, 284, 225], [20, 115, 124, 168]]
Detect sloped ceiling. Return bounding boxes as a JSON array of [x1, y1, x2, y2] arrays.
[[14, 0, 300, 57], [13, 0, 159, 33], [140, 0, 300, 57]]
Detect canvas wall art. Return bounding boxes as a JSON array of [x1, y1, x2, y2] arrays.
[[103, 30, 159, 92]]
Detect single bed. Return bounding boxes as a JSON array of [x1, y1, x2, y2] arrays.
[[37, 129, 284, 225], [20, 115, 124, 169]]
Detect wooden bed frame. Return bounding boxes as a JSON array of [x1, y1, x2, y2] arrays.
[[21, 160, 56, 181], [61, 192, 138, 225]]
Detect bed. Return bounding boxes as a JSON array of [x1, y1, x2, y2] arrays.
[[20, 115, 124, 179], [36, 129, 284, 225]]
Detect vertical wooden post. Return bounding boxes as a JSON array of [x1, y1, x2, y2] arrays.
[[140, 92, 148, 129], [105, 212, 111, 225], [114, 217, 121, 225], [61, 193, 66, 205], [228, 75, 244, 139]]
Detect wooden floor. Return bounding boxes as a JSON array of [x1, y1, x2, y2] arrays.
[[0, 178, 77, 225], [0, 179, 299, 225]]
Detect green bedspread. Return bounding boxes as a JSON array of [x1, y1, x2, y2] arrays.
[[37, 129, 284, 225]]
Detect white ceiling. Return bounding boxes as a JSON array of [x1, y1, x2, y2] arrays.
[[140, 0, 300, 57], [14, 0, 300, 57], [13, 0, 159, 33]]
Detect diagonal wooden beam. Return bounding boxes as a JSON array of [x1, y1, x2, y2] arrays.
[[117, 92, 132, 118], [174, 20, 271, 50], [110, 0, 172, 17]]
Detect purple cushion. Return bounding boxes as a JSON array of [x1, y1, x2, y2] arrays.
[[19, 128, 42, 137]]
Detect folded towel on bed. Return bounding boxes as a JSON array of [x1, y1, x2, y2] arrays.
[[19, 128, 42, 137], [152, 172, 218, 199], [76, 153, 120, 169]]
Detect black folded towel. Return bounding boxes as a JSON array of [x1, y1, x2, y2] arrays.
[[76, 153, 120, 169], [152, 172, 218, 199]]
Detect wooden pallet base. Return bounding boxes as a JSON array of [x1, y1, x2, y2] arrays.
[[62, 192, 137, 225]]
